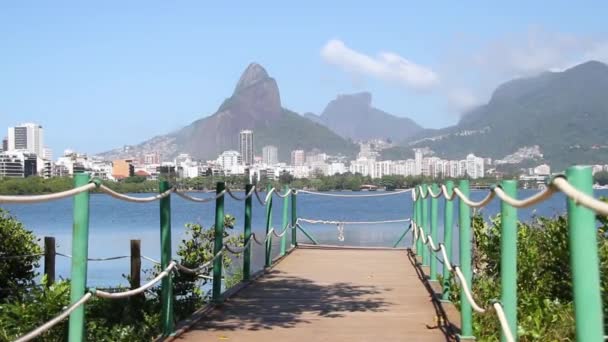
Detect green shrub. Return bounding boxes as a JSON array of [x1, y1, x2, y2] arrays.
[[0, 209, 42, 300], [449, 213, 608, 341]]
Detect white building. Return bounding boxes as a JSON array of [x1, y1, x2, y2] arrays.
[[217, 150, 241, 170], [465, 154, 485, 179], [262, 145, 278, 165], [291, 150, 305, 166], [239, 130, 254, 166], [8, 123, 45, 157]]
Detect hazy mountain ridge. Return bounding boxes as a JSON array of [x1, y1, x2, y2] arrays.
[[401, 60, 608, 170], [310, 92, 422, 142]]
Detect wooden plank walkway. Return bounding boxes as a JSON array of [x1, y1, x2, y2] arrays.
[[174, 246, 460, 341]]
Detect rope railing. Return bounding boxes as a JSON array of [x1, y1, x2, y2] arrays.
[[297, 217, 411, 225], [97, 184, 174, 203], [94, 262, 176, 299], [415, 225, 514, 342], [297, 188, 412, 197], [0, 182, 96, 204], [14, 293, 94, 342], [174, 189, 226, 203], [56, 252, 129, 261]]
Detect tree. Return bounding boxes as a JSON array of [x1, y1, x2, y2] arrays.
[[0, 209, 42, 300]]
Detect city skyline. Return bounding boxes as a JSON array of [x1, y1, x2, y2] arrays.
[[1, 2, 607, 154]]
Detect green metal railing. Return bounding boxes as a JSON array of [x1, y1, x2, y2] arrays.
[[411, 165, 606, 342], [3, 165, 608, 341], [2, 177, 298, 342]]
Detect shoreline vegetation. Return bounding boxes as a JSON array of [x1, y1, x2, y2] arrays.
[[0, 173, 540, 196], [2, 172, 607, 196]]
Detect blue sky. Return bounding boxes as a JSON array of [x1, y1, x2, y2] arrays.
[[1, 1, 606, 155]]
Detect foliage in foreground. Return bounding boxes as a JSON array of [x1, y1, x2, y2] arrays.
[[0, 215, 243, 341], [448, 213, 608, 341]]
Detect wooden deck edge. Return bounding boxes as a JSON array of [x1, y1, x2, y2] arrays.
[[298, 243, 408, 251], [156, 246, 298, 342], [406, 249, 461, 340]]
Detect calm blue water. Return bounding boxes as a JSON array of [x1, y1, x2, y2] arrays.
[[2, 189, 606, 286]]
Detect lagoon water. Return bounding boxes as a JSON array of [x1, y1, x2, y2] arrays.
[[2, 188, 606, 286]]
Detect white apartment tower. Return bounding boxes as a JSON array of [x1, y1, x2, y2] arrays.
[[262, 145, 278, 165], [239, 130, 254, 166], [8, 123, 44, 157], [291, 150, 305, 166]]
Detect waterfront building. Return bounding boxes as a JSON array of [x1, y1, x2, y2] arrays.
[[239, 130, 254, 166], [0, 151, 38, 178], [112, 159, 135, 179], [262, 145, 278, 165], [7, 123, 44, 157], [291, 150, 305, 166]]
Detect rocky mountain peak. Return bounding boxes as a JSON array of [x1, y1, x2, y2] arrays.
[[234, 63, 271, 94]]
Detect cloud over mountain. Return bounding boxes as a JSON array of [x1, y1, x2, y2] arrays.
[[320, 39, 439, 91]]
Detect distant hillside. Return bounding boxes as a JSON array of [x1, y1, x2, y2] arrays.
[[99, 63, 357, 161], [310, 92, 422, 142], [403, 61, 608, 170]]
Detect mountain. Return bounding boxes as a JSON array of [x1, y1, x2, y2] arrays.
[[99, 63, 357, 161], [402, 60, 608, 170], [311, 92, 422, 142]]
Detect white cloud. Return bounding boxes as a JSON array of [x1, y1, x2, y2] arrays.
[[447, 88, 480, 113], [320, 39, 439, 90], [473, 29, 608, 77]]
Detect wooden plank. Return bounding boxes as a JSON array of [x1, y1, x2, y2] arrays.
[[175, 248, 460, 342]]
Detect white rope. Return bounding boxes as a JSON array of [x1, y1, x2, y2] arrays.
[[453, 187, 495, 208], [297, 218, 411, 225], [95, 262, 175, 299], [441, 184, 457, 201], [273, 188, 293, 198], [426, 235, 442, 252], [552, 177, 608, 215], [417, 186, 429, 199], [297, 188, 412, 198], [98, 184, 174, 203], [0, 183, 96, 204], [174, 189, 226, 203], [427, 186, 443, 198], [271, 225, 290, 238], [493, 302, 516, 342], [453, 266, 486, 313], [14, 292, 93, 342], [225, 186, 256, 201], [493, 186, 555, 209], [56, 252, 129, 261], [141, 255, 160, 264], [254, 187, 275, 205], [224, 238, 252, 254]]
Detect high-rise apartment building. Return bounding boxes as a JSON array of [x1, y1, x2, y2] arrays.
[[7, 123, 44, 157], [262, 145, 278, 165], [291, 150, 305, 166], [1, 137, 7, 152], [239, 130, 254, 166]]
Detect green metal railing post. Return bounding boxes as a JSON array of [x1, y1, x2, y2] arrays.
[[416, 189, 423, 261], [458, 179, 473, 339], [213, 182, 225, 304], [243, 183, 253, 282], [159, 180, 174, 336], [68, 173, 91, 342], [430, 183, 439, 281], [441, 180, 454, 302], [291, 189, 297, 247], [500, 180, 518, 342], [412, 192, 418, 252], [566, 166, 603, 341], [280, 185, 289, 256], [265, 184, 273, 267], [421, 184, 429, 267]]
